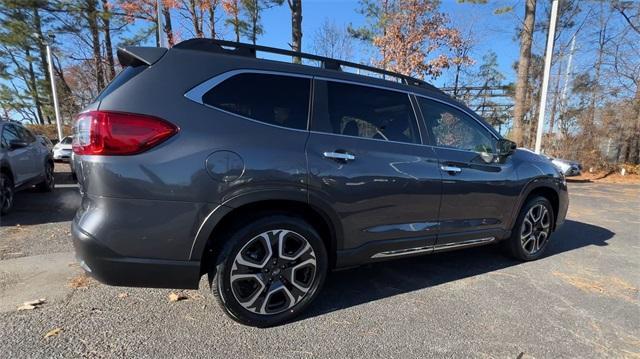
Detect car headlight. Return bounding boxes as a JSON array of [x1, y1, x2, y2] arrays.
[[552, 159, 571, 173]]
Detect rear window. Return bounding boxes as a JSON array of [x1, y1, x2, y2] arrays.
[[94, 66, 146, 102], [202, 73, 311, 130]]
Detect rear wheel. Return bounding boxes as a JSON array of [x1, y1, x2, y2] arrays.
[[209, 215, 327, 327], [0, 172, 14, 215], [506, 196, 554, 261], [36, 161, 54, 192]]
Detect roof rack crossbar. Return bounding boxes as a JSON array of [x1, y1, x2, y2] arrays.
[[174, 38, 436, 90]]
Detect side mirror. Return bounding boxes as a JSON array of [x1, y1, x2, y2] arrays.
[[9, 140, 28, 150], [496, 138, 517, 157]]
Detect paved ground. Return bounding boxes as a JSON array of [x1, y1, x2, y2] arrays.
[[0, 164, 638, 358]]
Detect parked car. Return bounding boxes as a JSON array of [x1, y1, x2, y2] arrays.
[[549, 157, 582, 177], [71, 40, 568, 327], [0, 121, 55, 214], [52, 136, 73, 161]]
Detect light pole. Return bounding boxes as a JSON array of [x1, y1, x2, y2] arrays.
[[46, 43, 64, 141], [534, 0, 559, 154], [34, 32, 64, 141]]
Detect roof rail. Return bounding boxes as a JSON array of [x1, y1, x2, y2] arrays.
[[173, 38, 438, 91]]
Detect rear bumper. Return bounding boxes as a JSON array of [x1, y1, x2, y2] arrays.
[[71, 220, 201, 289]]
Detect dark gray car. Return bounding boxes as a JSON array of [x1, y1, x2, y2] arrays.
[[1, 121, 55, 214], [71, 39, 568, 327]]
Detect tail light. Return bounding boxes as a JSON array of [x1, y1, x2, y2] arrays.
[[73, 111, 178, 155]]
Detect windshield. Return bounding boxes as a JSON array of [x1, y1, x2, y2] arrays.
[[61, 136, 73, 144]]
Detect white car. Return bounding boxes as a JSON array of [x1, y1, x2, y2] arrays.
[[52, 136, 73, 161]]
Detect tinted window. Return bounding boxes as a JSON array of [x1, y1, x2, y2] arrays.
[[17, 126, 36, 143], [1, 125, 21, 148], [61, 136, 73, 144], [313, 80, 420, 144], [418, 98, 495, 153], [202, 73, 310, 130]]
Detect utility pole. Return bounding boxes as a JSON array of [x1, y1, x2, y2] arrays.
[[559, 35, 576, 118], [46, 41, 63, 141], [534, 0, 559, 154]]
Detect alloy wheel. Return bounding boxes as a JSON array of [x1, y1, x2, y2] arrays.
[[0, 175, 12, 213], [230, 229, 317, 315], [45, 163, 54, 189], [520, 204, 551, 255]]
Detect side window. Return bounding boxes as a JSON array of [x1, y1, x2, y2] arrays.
[[1, 125, 21, 148], [202, 73, 310, 130], [313, 80, 420, 145], [17, 126, 35, 143], [418, 97, 495, 153]]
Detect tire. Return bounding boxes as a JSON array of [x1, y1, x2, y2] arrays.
[[1, 172, 14, 215], [505, 196, 555, 261], [209, 215, 328, 327], [35, 161, 55, 192]]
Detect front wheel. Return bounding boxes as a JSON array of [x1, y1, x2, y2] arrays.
[[505, 196, 554, 261], [0, 172, 14, 215], [209, 215, 327, 327], [36, 161, 55, 192]]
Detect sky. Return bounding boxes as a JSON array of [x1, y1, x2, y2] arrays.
[[162, 0, 524, 88]]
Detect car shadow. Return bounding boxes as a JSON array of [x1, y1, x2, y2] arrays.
[[0, 177, 80, 227], [299, 220, 613, 322]]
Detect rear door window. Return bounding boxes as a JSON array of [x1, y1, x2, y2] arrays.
[[312, 80, 420, 145], [202, 73, 311, 130]]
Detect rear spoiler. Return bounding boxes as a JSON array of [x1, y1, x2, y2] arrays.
[[116, 47, 167, 67]]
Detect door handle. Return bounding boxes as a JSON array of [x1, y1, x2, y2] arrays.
[[323, 151, 355, 161], [440, 165, 462, 174]]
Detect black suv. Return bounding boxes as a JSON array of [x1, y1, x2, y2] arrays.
[[71, 39, 568, 326]]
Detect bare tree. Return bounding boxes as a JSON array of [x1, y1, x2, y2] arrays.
[[312, 19, 353, 60]]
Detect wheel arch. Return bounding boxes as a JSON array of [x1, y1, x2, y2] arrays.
[[192, 190, 342, 275], [511, 179, 561, 231]]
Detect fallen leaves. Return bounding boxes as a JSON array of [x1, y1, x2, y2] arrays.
[[68, 274, 93, 289], [44, 328, 62, 339], [168, 292, 188, 302], [17, 298, 46, 311]]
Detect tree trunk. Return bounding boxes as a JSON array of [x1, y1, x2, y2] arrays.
[[187, 0, 204, 38], [512, 0, 536, 145], [251, 2, 258, 45], [86, 0, 105, 90], [32, 7, 52, 124], [162, 5, 175, 46], [102, 0, 116, 81], [208, 0, 218, 39], [25, 48, 44, 124], [288, 0, 302, 63]]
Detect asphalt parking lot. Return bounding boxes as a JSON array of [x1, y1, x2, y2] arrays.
[[0, 164, 638, 358]]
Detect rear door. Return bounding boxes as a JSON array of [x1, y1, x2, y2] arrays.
[[416, 96, 518, 247], [1, 124, 34, 185], [306, 79, 442, 260], [15, 126, 42, 179]]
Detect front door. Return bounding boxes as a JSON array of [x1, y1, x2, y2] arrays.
[[416, 96, 519, 248], [306, 79, 442, 262]]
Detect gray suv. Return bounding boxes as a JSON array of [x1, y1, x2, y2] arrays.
[[72, 39, 568, 326], [1, 121, 55, 214]]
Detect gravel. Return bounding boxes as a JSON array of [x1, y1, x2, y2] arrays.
[[0, 169, 638, 358]]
